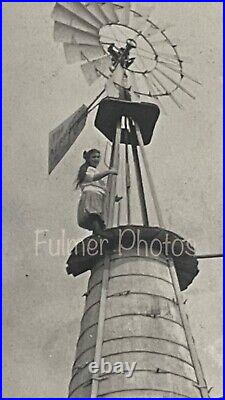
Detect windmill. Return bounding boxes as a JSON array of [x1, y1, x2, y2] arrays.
[[49, 2, 221, 398]]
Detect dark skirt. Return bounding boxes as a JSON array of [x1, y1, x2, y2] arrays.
[[77, 190, 106, 230]]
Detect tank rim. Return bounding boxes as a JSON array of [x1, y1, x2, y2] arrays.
[[67, 225, 199, 291]]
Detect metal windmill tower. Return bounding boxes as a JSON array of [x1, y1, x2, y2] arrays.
[[48, 2, 218, 398]]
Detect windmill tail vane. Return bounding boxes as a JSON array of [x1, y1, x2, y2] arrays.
[[48, 2, 221, 398]]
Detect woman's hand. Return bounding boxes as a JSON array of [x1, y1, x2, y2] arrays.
[[92, 168, 118, 181], [108, 168, 118, 175], [115, 195, 123, 202]]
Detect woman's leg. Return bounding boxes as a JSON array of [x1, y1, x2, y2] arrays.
[[91, 215, 105, 235]]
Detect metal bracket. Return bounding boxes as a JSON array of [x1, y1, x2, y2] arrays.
[[110, 289, 131, 297], [156, 368, 169, 374]]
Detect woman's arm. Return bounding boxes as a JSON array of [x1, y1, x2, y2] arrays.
[[84, 169, 118, 183], [93, 168, 118, 181]]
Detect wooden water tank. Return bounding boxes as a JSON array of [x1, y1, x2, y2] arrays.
[[68, 245, 203, 398]]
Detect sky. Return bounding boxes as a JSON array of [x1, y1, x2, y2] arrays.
[[3, 2, 223, 398]]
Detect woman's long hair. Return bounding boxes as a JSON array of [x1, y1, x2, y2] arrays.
[[74, 149, 100, 189]]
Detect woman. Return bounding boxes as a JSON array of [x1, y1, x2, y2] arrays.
[[75, 148, 118, 235]]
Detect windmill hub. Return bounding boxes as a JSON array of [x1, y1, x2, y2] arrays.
[[107, 38, 137, 71], [99, 24, 156, 73], [126, 38, 137, 50]]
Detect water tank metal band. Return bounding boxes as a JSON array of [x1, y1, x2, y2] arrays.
[[82, 291, 178, 318], [89, 254, 169, 281], [75, 317, 188, 357], [87, 272, 173, 294], [70, 386, 193, 398], [78, 313, 184, 346], [110, 272, 173, 286], [73, 333, 191, 376], [97, 388, 192, 398], [70, 367, 198, 394], [110, 253, 169, 266], [100, 349, 194, 367], [74, 346, 194, 373], [107, 290, 177, 304], [101, 335, 189, 351]]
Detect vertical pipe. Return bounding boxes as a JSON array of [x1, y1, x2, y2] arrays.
[[117, 199, 121, 226], [132, 145, 149, 226], [106, 121, 121, 228], [103, 141, 114, 226], [125, 143, 131, 225]]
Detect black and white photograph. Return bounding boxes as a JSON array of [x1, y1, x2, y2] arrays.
[[3, 2, 223, 398]]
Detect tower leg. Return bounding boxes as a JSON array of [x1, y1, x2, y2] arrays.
[[167, 258, 209, 398], [106, 121, 121, 228], [131, 145, 149, 226], [135, 123, 164, 228], [90, 256, 111, 398], [125, 143, 131, 225]]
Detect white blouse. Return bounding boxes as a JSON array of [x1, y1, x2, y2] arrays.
[[80, 166, 107, 195]]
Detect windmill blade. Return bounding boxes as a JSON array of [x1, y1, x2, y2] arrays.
[[157, 23, 175, 34], [64, 43, 85, 64], [85, 3, 108, 25], [54, 22, 100, 45], [81, 62, 99, 85], [129, 6, 155, 33], [148, 24, 174, 38], [129, 12, 146, 32], [134, 4, 156, 19], [155, 67, 196, 99], [151, 38, 183, 47], [144, 74, 159, 97], [52, 3, 98, 35], [64, 43, 105, 64], [49, 104, 88, 174], [81, 55, 111, 85], [144, 74, 168, 114], [58, 2, 102, 29], [92, 55, 111, 75], [139, 20, 174, 40], [115, 2, 131, 26], [158, 61, 202, 84], [142, 22, 159, 38], [157, 52, 192, 63], [150, 71, 184, 109], [100, 3, 119, 23], [128, 70, 141, 102], [144, 25, 173, 40]]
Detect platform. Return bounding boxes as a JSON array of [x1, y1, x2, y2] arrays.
[[95, 98, 160, 146], [67, 225, 199, 291]]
